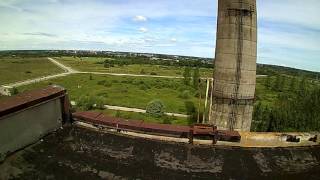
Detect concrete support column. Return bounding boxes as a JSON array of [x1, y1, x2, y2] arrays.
[[210, 0, 257, 131]]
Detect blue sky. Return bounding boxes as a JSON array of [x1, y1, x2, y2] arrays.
[[0, 0, 319, 72]]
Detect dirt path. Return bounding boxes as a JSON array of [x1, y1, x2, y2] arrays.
[[104, 105, 189, 118], [3, 72, 72, 88], [2, 58, 77, 88], [48, 57, 78, 73], [4, 57, 267, 88]]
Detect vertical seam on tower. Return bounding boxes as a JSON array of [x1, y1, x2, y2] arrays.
[[229, 0, 245, 131]]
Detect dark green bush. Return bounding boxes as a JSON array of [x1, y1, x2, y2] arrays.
[[146, 100, 165, 117], [162, 115, 176, 124], [179, 90, 191, 99], [104, 81, 112, 87], [140, 69, 146, 74], [97, 80, 106, 85], [77, 95, 105, 111], [139, 84, 150, 91], [10, 87, 19, 96], [112, 79, 119, 83]]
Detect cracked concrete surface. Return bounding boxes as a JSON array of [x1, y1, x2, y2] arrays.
[[0, 126, 319, 179]]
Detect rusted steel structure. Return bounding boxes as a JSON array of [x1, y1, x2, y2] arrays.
[[73, 111, 241, 144], [210, 0, 257, 131]]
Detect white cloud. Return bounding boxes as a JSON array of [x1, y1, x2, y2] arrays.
[[133, 15, 147, 22], [170, 38, 177, 42], [0, 0, 319, 71], [139, 27, 148, 33], [258, 0, 320, 30]]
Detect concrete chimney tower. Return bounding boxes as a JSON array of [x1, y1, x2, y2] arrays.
[[210, 0, 257, 131]]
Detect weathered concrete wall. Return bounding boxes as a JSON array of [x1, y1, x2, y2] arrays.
[[211, 0, 257, 131], [2, 126, 319, 179], [0, 98, 63, 160]]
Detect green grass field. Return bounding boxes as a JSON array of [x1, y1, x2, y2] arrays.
[[1, 54, 318, 131], [17, 73, 205, 114], [6, 59, 314, 129], [18, 71, 277, 118], [0, 57, 64, 85], [55, 56, 213, 77]]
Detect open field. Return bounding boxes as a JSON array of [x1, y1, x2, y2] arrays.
[[17, 73, 205, 115], [0, 57, 64, 85], [55, 56, 213, 77], [14, 73, 278, 125], [1, 54, 318, 131]]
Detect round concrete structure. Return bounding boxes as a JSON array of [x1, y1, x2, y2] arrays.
[[211, 0, 257, 131]]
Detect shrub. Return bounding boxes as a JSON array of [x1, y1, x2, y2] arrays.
[[150, 72, 157, 75], [10, 87, 19, 96], [139, 84, 150, 91], [97, 92, 108, 98], [77, 95, 105, 110], [104, 81, 112, 87], [77, 96, 95, 110], [178, 86, 190, 92], [121, 87, 128, 93], [162, 117, 171, 124], [112, 79, 119, 83], [146, 100, 165, 117], [183, 67, 191, 85], [121, 78, 133, 84], [179, 90, 191, 99], [115, 111, 121, 118], [104, 62, 114, 68], [162, 115, 176, 124], [194, 91, 200, 98], [95, 97, 105, 110], [185, 101, 197, 125], [140, 69, 146, 74], [97, 80, 112, 87], [97, 80, 106, 86], [139, 80, 145, 84], [127, 79, 133, 84]]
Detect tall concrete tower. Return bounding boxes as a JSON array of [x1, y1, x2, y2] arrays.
[[210, 0, 257, 131]]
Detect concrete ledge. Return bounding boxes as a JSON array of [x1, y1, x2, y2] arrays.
[[2, 125, 319, 179], [0, 86, 68, 160]]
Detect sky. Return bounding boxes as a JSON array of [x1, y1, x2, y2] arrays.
[[0, 0, 319, 72]]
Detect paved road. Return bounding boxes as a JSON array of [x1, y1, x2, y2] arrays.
[[104, 105, 189, 118]]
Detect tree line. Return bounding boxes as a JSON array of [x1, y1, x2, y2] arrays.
[[252, 75, 320, 132], [103, 57, 213, 68]]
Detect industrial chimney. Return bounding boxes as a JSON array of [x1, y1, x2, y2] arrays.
[[210, 0, 257, 131]]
